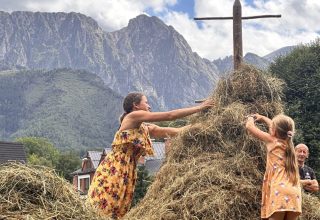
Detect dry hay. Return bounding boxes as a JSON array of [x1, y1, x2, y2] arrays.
[[126, 65, 320, 220], [0, 163, 106, 220]]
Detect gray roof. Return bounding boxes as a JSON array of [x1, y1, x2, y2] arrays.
[[72, 143, 165, 176], [145, 159, 163, 175], [71, 168, 95, 175], [0, 141, 27, 164], [103, 147, 112, 155], [146, 141, 165, 160], [87, 151, 102, 169], [71, 168, 81, 175], [144, 141, 166, 175], [87, 148, 112, 169]]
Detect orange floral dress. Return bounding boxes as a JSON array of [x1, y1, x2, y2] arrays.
[[261, 140, 302, 219], [87, 123, 154, 219]]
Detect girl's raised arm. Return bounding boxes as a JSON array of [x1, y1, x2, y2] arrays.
[[246, 116, 273, 143], [254, 113, 272, 132]]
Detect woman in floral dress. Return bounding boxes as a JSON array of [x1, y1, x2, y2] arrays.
[[87, 92, 213, 218]]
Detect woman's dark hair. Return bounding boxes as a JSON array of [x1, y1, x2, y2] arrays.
[[119, 92, 144, 123]]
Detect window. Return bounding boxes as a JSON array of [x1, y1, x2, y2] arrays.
[[78, 174, 90, 194]]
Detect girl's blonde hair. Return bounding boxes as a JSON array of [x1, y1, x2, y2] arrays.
[[272, 114, 299, 185]]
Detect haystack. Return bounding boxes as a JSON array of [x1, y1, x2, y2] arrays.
[[0, 163, 106, 220], [126, 65, 320, 220]]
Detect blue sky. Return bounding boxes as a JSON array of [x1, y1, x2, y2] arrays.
[[0, 0, 319, 60], [168, 0, 195, 18], [169, 0, 256, 17]]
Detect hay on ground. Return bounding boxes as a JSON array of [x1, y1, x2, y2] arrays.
[[0, 163, 107, 220]]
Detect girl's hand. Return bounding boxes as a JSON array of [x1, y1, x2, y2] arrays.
[[252, 113, 264, 122], [246, 114, 257, 121], [246, 115, 255, 122], [199, 99, 214, 110]]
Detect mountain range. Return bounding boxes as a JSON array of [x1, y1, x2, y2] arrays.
[[0, 11, 295, 149], [212, 46, 295, 74], [0, 11, 219, 111]]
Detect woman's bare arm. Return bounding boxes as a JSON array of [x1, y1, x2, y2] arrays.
[[147, 123, 190, 138], [128, 99, 213, 123]]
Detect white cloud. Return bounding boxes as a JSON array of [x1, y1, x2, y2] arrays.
[[0, 0, 177, 31], [0, 0, 319, 60], [162, 11, 234, 60], [161, 0, 320, 59]]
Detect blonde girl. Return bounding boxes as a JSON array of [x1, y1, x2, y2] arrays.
[[246, 114, 301, 220]]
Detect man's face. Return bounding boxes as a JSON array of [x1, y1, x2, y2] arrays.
[[295, 145, 309, 163]]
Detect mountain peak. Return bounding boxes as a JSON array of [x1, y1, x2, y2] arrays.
[[127, 14, 171, 34], [0, 11, 219, 111], [8, 11, 100, 29], [263, 46, 295, 62], [244, 52, 259, 58]]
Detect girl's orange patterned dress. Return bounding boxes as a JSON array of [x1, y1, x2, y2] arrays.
[[261, 140, 302, 219], [87, 124, 154, 219]]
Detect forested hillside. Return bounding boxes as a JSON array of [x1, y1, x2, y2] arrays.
[[0, 68, 123, 149]]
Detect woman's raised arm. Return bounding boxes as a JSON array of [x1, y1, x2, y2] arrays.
[[127, 99, 214, 123]]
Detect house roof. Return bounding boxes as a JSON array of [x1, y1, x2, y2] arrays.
[[70, 168, 95, 175], [71, 142, 165, 177], [144, 159, 163, 175], [86, 148, 112, 169], [0, 141, 27, 164], [144, 141, 166, 175], [146, 141, 165, 160], [86, 151, 102, 169]]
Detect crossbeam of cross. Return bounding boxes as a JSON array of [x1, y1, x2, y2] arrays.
[[194, 0, 281, 70]]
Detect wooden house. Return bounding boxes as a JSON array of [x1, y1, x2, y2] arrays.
[[71, 148, 111, 195], [71, 141, 166, 194], [0, 141, 26, 164]]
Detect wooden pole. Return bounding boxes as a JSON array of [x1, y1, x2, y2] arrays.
[[233, 0, 242, 70], [193, 0, 281, 71]]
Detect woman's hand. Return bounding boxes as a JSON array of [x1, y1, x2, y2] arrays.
[[199, 99, 214, 110]]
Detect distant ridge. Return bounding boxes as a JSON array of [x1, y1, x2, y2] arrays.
[[0, 11, 220, 110], [0, 68, 123, 149], [212, 46, 296, 74]]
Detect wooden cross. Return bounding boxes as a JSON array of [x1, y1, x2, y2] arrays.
[[194, 0, 281, 70]]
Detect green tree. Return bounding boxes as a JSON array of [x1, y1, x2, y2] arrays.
[[132, 165, 153, 207], [16, 137, 81, 182], [56, 151, 81, 182], [270, 39, 320, 177], [28, 154, 53, 167], [16, 137, 60, 167]]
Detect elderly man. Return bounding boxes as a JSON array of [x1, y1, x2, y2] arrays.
[[295, 143, 319, 192]]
